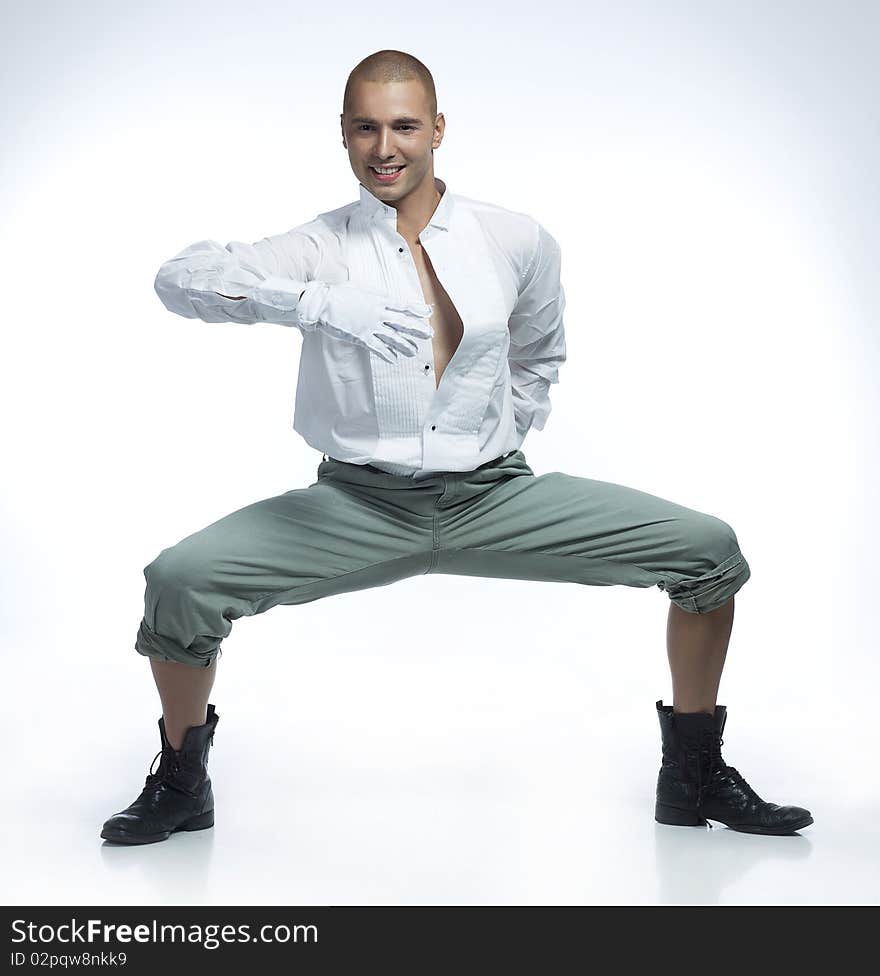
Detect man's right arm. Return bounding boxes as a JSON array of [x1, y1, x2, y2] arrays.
[[155, 230, 435, 362], [153, 231, 323, 332], [217, 289, 305, 300]]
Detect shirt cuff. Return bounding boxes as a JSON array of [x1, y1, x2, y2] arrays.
[[252, 276, 323, 331]]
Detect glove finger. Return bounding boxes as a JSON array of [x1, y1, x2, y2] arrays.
[[393, 334, 419, 355], [387, 320, 435, 339], [377, 331, 415, 356], [385, 301, 434, 319], [370, 335, 399, 363], [378, 329, 419, 356]]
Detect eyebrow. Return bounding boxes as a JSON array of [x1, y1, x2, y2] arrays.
[[351, 116, 424, 125]]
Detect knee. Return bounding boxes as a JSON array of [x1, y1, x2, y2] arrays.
[[663, 513, 750, 614], [683, 513, 744, 569], [143, 544, 208, 595]]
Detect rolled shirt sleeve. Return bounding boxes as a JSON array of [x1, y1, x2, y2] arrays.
[[153, 231, 324, 332], [507, 221, 567, 438]]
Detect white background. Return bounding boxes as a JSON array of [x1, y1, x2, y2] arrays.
[[1, 0, 878, 905]]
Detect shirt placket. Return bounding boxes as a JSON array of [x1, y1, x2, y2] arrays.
[[368, 220, 437, 462]]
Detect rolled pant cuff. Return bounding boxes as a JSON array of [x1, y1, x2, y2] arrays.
[[665, 549, 751, 614], [134, 619, 218, 669]]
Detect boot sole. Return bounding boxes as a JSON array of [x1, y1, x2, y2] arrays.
[[655, 802, 813, 834], [100, 809, 214, 845], [655, 802, 708, 827], [725, 814, 814, 835]]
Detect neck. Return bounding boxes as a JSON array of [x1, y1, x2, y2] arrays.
[[392, 174, 442, 243]]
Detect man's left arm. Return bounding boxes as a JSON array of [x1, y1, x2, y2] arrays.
[[507, 221, 567, 439]]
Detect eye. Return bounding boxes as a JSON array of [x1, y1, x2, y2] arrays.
[[357, 124, 417, 132]]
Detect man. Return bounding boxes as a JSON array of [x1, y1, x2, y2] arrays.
[[101, 50, 812, 845]]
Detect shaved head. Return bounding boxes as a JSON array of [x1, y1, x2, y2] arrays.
[[343, 49, 437, 122]]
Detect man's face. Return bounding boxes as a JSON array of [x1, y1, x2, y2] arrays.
[[341, 80, 442, 202]]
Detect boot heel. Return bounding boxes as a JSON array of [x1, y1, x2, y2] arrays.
[[655, 801, 706, 826], [180, 809, 214, 832]]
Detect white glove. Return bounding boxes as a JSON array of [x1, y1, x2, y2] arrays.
[[297, 280, 434, 364]]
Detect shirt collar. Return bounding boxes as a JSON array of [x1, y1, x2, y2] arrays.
[[357, 175, 453, 232]]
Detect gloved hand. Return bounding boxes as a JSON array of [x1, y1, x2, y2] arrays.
[[296, 280, 435, 364]]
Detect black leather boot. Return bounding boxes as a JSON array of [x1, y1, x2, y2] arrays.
[[101, 704, 220, 845], [654, 700, 813, 834]]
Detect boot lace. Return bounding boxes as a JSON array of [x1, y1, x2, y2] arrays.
[[143, 747, 199, 797], [692, 733, 753, 798], [690, 725, 726, 808], [142, 724, 213, 796], [674, 721, 759, 828], [145, 748, 178, 787]]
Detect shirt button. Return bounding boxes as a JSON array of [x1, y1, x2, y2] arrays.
[[398, 246, 404, 253], [424, 364, 430, 371], [430, 425, 436, 431]]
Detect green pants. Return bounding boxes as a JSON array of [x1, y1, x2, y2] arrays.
[[135, 450, 751, 668]]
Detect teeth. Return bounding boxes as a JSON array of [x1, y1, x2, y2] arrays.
[[372, 166, 403, 174]]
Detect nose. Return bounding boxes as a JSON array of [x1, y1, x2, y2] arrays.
[[375, 127, 398, 160]]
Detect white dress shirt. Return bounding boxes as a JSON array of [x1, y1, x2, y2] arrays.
[[153, 176, 567, 478]]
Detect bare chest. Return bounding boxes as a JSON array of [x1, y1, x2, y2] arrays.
[[409, 241, 464, 390]]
